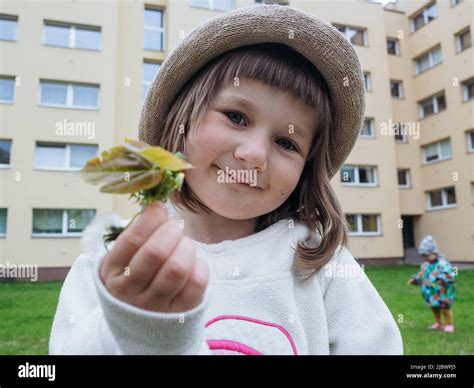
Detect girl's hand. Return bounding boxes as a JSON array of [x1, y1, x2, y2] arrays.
[[99, 202, 209, 313]]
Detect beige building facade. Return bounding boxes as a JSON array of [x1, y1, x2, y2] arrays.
[[0, 0, 472, 281]]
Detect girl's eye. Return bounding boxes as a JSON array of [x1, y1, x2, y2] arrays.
[[276, 138, 298, 152], [224, 111, 299, 153], [225, 111, 246, 126]]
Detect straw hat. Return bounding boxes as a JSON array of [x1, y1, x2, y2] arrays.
[[139, 4, 366, 178]]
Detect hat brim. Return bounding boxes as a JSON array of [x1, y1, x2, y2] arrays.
[[138, 4, 366, 178]]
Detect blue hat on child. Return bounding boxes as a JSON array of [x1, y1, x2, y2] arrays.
[[418, 235, 439, 255]]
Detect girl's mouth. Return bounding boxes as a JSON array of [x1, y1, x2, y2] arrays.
[[212, 164, 260, 189]]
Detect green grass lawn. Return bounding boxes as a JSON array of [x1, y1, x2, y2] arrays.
[[0, 265, 472, 355], [366, 265, 474, 355]]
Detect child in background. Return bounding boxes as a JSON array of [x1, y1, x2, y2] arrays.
[[409, 235, 456, 333]]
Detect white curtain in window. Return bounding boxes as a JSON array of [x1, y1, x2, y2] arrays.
[[67, 209, 96, 232], [76, 28, 100, 50], [424, 143, 438, 161], [0, 78, 14, 101], [40, 82, 67, 105], [35, 145, 66, 168], [44, 24, 70, 47], [440, 139, 452, 158], [69, 145, 98, 168], [431, 48, 442, 66], [33, 209, 63, 234], [0, 18, 17, 41], [73, 85, 98, 108]]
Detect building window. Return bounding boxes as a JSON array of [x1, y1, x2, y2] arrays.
[[190, 0, 235, 11], [415, 45, 442, 74], [398, 169, 411, 188], [34, 142, 98, 171], [387, 38, 400, 55], [455, 27, 471, 53], [0, 14, 17, 41], [466, 130, 474, 152], [39, 80, 99, 109], [333, 24, 368, 46], [422, 138, 452, 164], [462, 78, 474, 101], [255, 0, 289, 5], [360, 117, 375, 138], [393, 122, 408, 143], [0, 75, 15, 103], [363, 72, 372, 92], [32, 209, 96, 236], [0, 208, 6, 236], [410, 2, 438, 32], [43, 21, 101, 50], [427, 187, 456, 210], [340, 165, 377, 186], [0, 139, 12, 167], [346, 214, 381, 236], [144, 7, 164, 51], [390, 80, 404, 98], [143, 61, 161, 101], [418, 92, 446, 118]]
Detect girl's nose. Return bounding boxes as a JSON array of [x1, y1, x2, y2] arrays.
[[233, 135, 268, 171]]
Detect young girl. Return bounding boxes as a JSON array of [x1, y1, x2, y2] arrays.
[[409, 235, 456, 333], [49, 4, 403, 355]]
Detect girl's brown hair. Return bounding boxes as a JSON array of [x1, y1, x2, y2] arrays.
[[158, 43, 349, 278]]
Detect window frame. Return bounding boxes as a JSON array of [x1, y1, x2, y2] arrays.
[[415, 45, 442, 75], [340, 165, 378, 187], [386, 37, 400, 55], [42, 20, 102, 51], [426, 187, 457, 211], [142, 60, 161, 101], [0, 208, 7, 237], [31, 208, 96, 237], [422, 138, 452, 165], [34, 142, 98, 171], [462, 78, 474, 101], [418, 92, 446, 119], [346, 214, 382, 236], [0, 138, 12, 168], [363, 72, 372, 92], [466, 130, 474, 153], [144, 6, 165, 52], [333, 23, 368, 47], [390, 80, 404, 99], [455, 27, 471, 53], [360, 117, 375, 139], [189, 0, 235, 11], [38, 80, 100, 110], [398, 169, 411, 189], [0, 14, 18, 42], [410, 2, 438, 32], [0, 75, 16, 103]]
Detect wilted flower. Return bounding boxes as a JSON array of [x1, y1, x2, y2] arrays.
[[76, 138, 194, 245]]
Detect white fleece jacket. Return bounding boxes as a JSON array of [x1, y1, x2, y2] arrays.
[[49, 205, 403, 355]]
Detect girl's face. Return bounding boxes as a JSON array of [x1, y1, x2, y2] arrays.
[[183, 77, 318, 220]]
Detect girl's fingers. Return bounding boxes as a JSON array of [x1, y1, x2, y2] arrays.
[[170, 258, 209, 312], [125, 220, 184, 293], [143, 236, 197, 308], [101, 202, 168, 280]]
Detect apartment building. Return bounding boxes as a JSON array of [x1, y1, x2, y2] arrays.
[[0, 0, 472, 281]]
